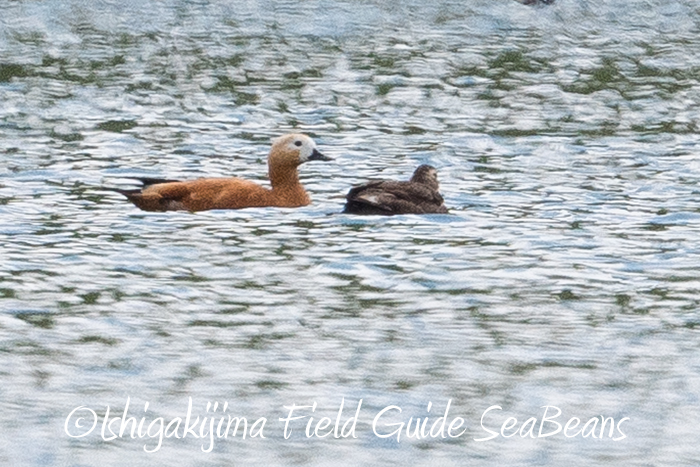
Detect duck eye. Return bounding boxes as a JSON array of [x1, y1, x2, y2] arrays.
[[294, 141, 302, 147]]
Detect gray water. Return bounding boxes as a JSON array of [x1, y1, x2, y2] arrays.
[[1, 0, 700, 465]]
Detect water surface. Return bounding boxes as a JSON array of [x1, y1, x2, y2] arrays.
[[1, 1, 700, 465]]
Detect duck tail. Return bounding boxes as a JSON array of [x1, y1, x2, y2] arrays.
[[132, 177, 182, 187]]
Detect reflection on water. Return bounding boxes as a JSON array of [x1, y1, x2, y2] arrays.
[[1, 0, 700, 465]]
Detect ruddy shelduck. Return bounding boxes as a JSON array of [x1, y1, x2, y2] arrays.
[[343, 164, 448, 215], [112, 133, 332, 212]]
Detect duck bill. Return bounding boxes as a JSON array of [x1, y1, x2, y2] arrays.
[[308, 148, 333, 161]]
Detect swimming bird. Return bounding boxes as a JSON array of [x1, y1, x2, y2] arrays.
[[111, 133, 332, 212], [343, 164, 448, 215]]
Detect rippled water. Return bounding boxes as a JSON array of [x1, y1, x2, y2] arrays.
[[2, 0, 700, 465]]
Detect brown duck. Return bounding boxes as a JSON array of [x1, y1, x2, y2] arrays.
[[343, 164, 448, 215], [111, 133, 331, 212]]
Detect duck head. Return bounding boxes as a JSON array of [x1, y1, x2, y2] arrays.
[[410, 164, 440, 190], [269, 133, 332, 168]]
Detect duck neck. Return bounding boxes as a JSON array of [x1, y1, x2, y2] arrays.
[[268, 163, 310, 203]]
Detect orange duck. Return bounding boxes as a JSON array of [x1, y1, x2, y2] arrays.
[[112, 133, 331, 212], [343, 164, 449, 215]]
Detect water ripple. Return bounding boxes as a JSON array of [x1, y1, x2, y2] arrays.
[[1, 1, 700, 466]]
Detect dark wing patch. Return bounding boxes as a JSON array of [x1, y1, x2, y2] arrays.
[[105, 179, 190, 212]]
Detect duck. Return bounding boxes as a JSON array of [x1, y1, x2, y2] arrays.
[[110, 133, 332, 212], [343, 164, 449, 215]]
